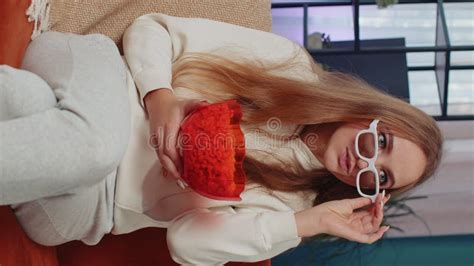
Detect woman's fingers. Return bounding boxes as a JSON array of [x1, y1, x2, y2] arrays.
[[383, 193, 391, 205], [350, 211, 381, 235], [360, 226, 390, 244], [336, 218, 389, 244], [178, 145, 183, 157], [351, 210, 371, 221], [348, 197, 373, 210], [160, 99, 208, 176], [163, 122, 183, 174], [352, 193, 390, 234], [158, 152, 181, 180], [359, 194, 383, 233], [363, 217, 377, 233], [150, 122, 183, 178], [366, 193, 390, 233], [150, 126, 164, 151], [374, 193, 387, 226], [350, 225, 389, 244]]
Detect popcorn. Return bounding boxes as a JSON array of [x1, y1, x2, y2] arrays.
[[179, 99, 246, 201]]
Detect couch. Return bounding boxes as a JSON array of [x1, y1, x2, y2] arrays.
[[0, 0, 272, 265]]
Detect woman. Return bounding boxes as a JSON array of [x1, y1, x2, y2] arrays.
[[0, 13, 442, 265]]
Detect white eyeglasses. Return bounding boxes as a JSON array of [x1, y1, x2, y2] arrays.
[[355, 119, 386, 203]]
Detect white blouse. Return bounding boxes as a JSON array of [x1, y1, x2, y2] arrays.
[[114, 13, 323, 265]]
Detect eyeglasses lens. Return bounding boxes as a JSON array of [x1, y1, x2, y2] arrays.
[[360, 170, 378, 194], [358, 132, 378, 194], [358, 132, 376, 158]]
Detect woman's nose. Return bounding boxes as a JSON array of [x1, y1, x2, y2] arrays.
[[357, 158, 369, 169]]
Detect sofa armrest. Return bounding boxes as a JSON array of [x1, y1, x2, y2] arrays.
[[57, 227, 271, 266], [0, 0, 34, 67], [47, 0, 272, 53], [0, 206, 58, 266]]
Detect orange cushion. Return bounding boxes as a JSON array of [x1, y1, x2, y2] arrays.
[[0, 0, 34, 68], [0, 1, 58, 266], [57, 227, 270, 266], [0, 206, 58, 266]]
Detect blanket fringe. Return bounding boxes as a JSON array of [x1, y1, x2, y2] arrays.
[[26, 0, 51, 40]]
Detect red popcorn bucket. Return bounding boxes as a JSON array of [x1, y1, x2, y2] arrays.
[[178, 99, 246, 201]]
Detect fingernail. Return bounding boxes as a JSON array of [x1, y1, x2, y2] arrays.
[[384, 226, 390, 232], [177, 180, 186, 189], [176, 179, 188, 189]]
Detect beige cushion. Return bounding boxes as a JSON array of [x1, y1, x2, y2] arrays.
[[48, 0, 272, 53]]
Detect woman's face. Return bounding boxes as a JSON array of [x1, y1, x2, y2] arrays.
[[321, 122, 427, 190]]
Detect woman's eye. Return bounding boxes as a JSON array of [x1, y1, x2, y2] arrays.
[[378, 133, 387, 149], [379, 170, 388, 184]]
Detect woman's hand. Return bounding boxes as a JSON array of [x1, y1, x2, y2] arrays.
[[144, 89, 209, 181], [295, 194, 390, 244]]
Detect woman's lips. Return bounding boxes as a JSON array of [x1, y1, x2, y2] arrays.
[[346, 147, 352, 175], [339, 148, 348, 174]]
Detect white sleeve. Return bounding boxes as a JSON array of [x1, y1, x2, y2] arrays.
[[123, 13, 176, 108], [166, 207, 302, 266], [122, 13, 316, 108]]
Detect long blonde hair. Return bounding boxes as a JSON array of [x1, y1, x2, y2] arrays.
[[171, 44, 443, 205]]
